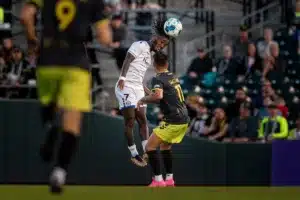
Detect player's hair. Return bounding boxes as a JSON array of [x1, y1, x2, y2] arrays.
[[154, 51, 168, 67], [152, 17, 169, 38]]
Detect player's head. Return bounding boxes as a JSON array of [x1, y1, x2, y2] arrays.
[[153, 51, 168, 72], [151, 18, 170, 52]]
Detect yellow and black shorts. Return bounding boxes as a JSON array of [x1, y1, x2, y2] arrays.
[[153, 121, 188, 144], [36, 67, 91, 112]]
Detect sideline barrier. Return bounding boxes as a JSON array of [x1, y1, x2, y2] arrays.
[[0, 100, 271, 185]]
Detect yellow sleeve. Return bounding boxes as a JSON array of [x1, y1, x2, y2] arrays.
[[273, 117, 289, 139], [258, 118, 267, 138], [27, 0, 43, 8], [288, 129, 295, 140]]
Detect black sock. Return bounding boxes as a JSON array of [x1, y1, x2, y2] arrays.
[[43, 125, 60, 149], [56, 131, 79, 171], [147, 150, 161, 176], [161, 150, 173, 174]]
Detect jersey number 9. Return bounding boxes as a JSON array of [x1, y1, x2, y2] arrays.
[[55, 0, 76, 31], [175, 85, 185, 103]]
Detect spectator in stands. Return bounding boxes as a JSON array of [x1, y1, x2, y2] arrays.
[[1, 37, 13, 63], [225, 102, 258, 143], [257, 28, 278, 59], [216, 45, 241, 77], [125, 0, 137, 9], [186, 95, 204, 119], [186, 48, 213, 81], [86, 26, 103, 90], [262, 43, 286, 79], [6, 46, 29, 85], [240, 43, 263, 78], [110, 13, 131, 70], [257, 97, 274, 120], [233, 25, 251, 59], [0, 55, 6, 81], [226, 87, 251, 122], [204, 107, 228, 141], [258, 103, 289, 142], [276, 97, 288, 118], [187, 102, 212, 138], [288, 115, 300, 140], [255, 79, 279, 108]]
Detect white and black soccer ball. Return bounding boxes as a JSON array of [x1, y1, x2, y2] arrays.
[[164, 18, 183, 38]]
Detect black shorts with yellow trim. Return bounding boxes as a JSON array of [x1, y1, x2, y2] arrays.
[[36, 66, 91, 112], [153, 121, 189, 144]]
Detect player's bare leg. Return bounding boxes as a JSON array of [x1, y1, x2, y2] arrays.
[[135, 106, 149, 160], [49, 109, 82, 194], [40, 103, 60, 162], [160, 143, 175, 186], [145, 133, 166, 187], [122, 107, 147, 167]]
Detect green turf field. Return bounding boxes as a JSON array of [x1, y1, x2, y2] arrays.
[[0, 186, 300, 200]]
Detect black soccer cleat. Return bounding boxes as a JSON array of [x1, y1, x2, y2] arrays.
[[40, 144, 54, 163], [131, 155, 147, 167], [50, 184, 63, 195]]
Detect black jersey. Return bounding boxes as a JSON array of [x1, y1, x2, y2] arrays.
[[151, 72, 189, 124], [27, 0, 108, 69]]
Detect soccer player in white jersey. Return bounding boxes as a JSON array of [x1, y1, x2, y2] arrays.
[[115, 18, 170, 167]]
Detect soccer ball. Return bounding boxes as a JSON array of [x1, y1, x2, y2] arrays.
[[164, 18, 183, 38]]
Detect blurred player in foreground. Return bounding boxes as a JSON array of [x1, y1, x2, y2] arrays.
[[21, 0, 111, 194], [115, 18, 170, 167], [137, 52, 189, 187]]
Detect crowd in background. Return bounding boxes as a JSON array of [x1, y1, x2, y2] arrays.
[[1, 0, 300, 143], [178, 25, 300, 142], [0, 36, 36, 98]]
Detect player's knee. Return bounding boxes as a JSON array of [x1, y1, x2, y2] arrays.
[[62, 110, 82, 136], [160, 143, 172, 150], [137, 116, 147, 126]]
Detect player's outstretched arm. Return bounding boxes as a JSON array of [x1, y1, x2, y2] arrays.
[[117, 52, 135, 90], [20, 2, 38, 44], [120, 52, 135, 78]]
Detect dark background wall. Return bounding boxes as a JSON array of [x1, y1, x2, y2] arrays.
[[0, 101, 271, 185]]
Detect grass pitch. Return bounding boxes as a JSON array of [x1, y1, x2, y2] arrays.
[[0, 185, 299, 200]]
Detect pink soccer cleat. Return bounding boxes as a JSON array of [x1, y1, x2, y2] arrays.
[[164, 178, 175, 187], [148, 179, 166, 187]]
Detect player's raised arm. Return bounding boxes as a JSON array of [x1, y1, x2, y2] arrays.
[[117, 52, 135, 90], [20, 0, 40, 46], [92, 0, 112, 46]]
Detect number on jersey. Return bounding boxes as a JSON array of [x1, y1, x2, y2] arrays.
[[175, 85, 184, 103], [55, 0, 76, 31]]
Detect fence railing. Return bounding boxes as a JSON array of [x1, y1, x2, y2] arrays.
[[182, 29, 227, 67], [240, 1, 282, 36]]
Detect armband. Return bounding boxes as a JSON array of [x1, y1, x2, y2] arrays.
[[119, 76, 126, 81]]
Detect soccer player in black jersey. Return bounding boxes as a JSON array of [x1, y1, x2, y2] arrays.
[[20, 0, 111, 193], [137, 52, 189, 187]]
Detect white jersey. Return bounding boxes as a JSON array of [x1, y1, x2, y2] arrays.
[[125, 41, 152, 89]]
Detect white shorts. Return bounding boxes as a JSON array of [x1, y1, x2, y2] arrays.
[[115, 84, 145, 110]]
